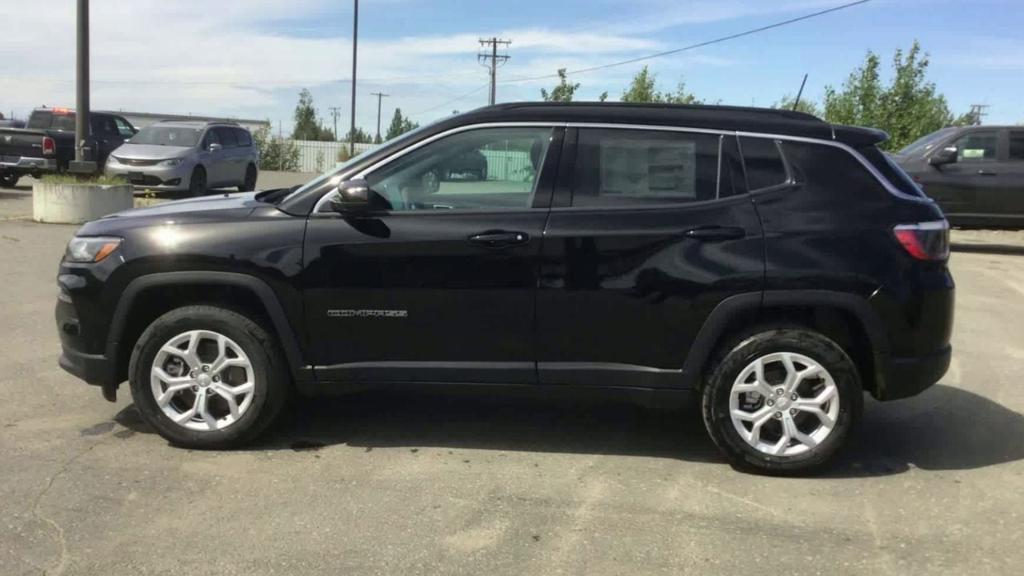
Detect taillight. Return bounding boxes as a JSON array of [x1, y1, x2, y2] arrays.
[[42, 136, 56, 156], [893, 221, 949, 261]]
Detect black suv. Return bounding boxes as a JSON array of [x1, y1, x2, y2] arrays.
[[56, 103, 954, 474]]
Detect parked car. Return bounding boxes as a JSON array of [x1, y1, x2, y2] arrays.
[[0, 107, 136, 188], [55, 102, 953, 474], [892, 125, 1024, 227], [105, 121, 259, 196]]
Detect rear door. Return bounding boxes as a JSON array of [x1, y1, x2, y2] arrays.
[[199, 129, 226, 185], [995, 130, 1024, 222], [303, 125, 562, 385], [536, 126, 764, 388]]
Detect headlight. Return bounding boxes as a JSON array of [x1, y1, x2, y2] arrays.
[[159, 158, 183, 167], [65, 237, 122, 263]]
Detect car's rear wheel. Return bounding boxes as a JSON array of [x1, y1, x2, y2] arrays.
[[188, 167, 207, 197], [0, 170, 19, 189], [128, 305, 289, 449], [701, 328, 862, 475], [239, 164, 257, 192]]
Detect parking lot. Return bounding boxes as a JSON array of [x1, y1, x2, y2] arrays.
[[1, 199, 1022, 575]]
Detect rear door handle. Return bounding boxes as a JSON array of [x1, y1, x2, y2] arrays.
[[468, 230, 530, 248], [684, 226, 746, 241], [977, 170, 997, 176]]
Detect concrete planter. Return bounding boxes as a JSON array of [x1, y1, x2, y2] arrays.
[[32, 181, 134, 224]]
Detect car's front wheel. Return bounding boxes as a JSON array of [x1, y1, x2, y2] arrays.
[[188, 167, 207, 197], [128, 305, 289, 449], [701, 328, 862, 475], [239, 164, 257, 192]]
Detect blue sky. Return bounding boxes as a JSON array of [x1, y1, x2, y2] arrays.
[[1, 0, 1021, 133]]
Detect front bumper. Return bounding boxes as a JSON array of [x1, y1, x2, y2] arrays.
[[0, 156, 57, 172], [875, 344, 951, 401], [105, 160, 191, 191]]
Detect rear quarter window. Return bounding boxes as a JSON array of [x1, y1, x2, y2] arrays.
[[780, 141, 891, 201], [856, 145, 925, 198]]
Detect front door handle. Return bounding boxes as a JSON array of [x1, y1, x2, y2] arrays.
[[468, 230, 530, 248], [977, 169, 998, 176], [684, 226, 746, 241]]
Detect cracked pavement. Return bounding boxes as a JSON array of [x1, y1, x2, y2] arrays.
[[1, 213, 1023, 575]]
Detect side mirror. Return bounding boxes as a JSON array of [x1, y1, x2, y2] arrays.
[[929, 146, 958, 167], [329, 179, 390, 213], [208, 142, 223, 153]]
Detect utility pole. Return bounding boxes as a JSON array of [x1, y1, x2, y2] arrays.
[[370, 92, 389, 142], [72, 0, 95, 173], [968, 104, 989, 126], [349, 0, 359, 156], [328, 106, 342, 141], [478, 37, 511, 106]]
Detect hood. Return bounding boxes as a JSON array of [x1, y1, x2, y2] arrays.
[[112, 143, 192, 160], [108, 192, 261, 219]]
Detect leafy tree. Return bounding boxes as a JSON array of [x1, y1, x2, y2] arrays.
[[252, 124, 299, 171], [291, 89, 334, 141], [823, 41, 963, 150], [621, 66, 703, 104], [345, 127, 373, 144], [541, 69, 580, 102], [598, 91, 608, 102], [773, 94, 821, 117], [385, 108, 420, 140]]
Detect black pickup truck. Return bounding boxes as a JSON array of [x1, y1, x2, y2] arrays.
[[0, 108, 136, 188]]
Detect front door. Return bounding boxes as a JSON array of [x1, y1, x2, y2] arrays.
[[536, 127, 764, 388], [303, 125, 562, 385], [924, 129, 1000, 221]]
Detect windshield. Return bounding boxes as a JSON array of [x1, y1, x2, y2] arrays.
[[130, 126, 202, 147], [899, 128, 956, 156]]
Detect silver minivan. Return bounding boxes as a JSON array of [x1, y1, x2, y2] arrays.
[[105, 121, 259, 195]]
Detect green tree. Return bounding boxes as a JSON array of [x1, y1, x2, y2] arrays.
[[621, 66, 703, 104], [773, 94, 822, 117], [291, 89, 334, 141], [345, 127, 373, 144], [252, 124, 299, 171], [541, 69, 580, 102], [822, 41, 963, 150], [385, 108, 419, 140]]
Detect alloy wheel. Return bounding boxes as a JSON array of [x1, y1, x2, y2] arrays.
[[728, 352, 840, 457], [150, 330, 255, 431]]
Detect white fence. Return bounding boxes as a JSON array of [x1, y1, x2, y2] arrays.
[[287, 141, 535, 181], [291, 140, 378, 173]]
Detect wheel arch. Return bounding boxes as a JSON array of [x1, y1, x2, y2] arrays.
[[107, 272, 307, 385], [682, 290, 889, 395]]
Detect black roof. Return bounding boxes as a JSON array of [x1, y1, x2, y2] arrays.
[[446, 102, 885, 146]]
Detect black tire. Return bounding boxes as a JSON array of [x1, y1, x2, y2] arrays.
[[188, 167, 207, 197], [701, 328, 862, 475], [0, 170, 19, 189], [239, 164, 257, 192], [128, 305, 290, 449]]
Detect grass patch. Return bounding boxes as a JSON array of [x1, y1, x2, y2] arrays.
[[41, 174, 126, 186]]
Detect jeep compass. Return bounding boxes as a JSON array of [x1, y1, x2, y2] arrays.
[[55, 103, 954, 474]]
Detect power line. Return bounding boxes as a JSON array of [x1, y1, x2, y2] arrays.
[[499, 0, 874, 84], [410, 83, 489, 117], [478, 37, 511, 105], [327, 106, 342, 141]]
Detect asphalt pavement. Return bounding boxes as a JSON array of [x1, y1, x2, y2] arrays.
[[0, 193, 1022, 575]]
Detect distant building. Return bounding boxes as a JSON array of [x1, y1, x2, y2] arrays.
[[100, 110, 270, 133]]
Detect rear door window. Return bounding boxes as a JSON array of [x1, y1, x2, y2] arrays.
[[1009, 132, 1024, 162], [235, 128, 253, 147], [572, 128, 721, 207], [739, 137, 788, 191]]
